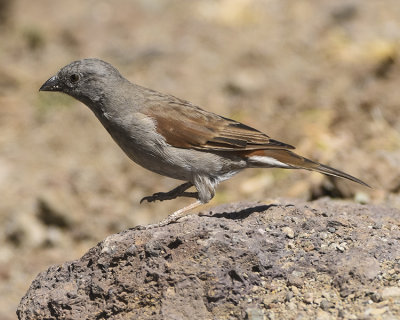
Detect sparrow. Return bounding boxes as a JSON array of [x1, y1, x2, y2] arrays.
[[40, 58, 369, 226]]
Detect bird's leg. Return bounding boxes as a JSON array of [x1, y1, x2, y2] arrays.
[[140, 182, 197, 203], [143, 200, 203, 229], [140, 182, 204, 229]]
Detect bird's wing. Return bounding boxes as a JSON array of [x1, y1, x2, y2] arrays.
[[141, 94, 294, 151]]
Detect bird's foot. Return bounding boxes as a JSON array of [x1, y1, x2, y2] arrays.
[[140, 191, 198, 203], [142, 200, 203, 229], [140, 182, 196, 203], [140, 192, 171, 203]]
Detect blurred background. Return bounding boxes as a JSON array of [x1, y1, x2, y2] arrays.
[[1, 0, 400, 318]]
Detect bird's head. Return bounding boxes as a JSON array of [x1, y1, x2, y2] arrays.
[[39, 58, 123, 106]]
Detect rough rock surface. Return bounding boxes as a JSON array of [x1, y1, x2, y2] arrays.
[[17, 199, 400, 319]]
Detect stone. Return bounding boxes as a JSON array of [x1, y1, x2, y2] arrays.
[[282, 226, 295, 239]]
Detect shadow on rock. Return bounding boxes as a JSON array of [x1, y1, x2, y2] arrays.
[[203, 204, 277, 220]]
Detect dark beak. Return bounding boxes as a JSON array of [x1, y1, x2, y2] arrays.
[[39, 75, 61, 92]]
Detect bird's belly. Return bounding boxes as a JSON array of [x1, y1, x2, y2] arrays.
[[119, 140, 246, 182], [128, 149, 192, 181]]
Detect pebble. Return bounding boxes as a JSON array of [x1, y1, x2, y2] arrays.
[[328, 227, 336, 233], [320, 299, 331, 311], [303, 292, 313, 304], [336, 243, 346, 252], [329, 243, 338, 250], [292, 270, 304, 277], [257, 228, 266, 235], [354, 191, 370, 204], [303, 241, 315, 252], [319, 232, 328, 239], [287, 275, 303, 288], [370, 292, 383, 303], [287, 241, 295, 249], [282, 226, 295, 239], [251, 286, 260, 292], [286, 291, 294, 302], [246, 308, 264, 320], [316, 310, 331, 320], [291, 286, 300, 295], [372, 223, 382, 230], [320, 243, 328, 251], [287, 302, 297, 310]]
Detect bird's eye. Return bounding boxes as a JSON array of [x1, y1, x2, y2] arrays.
[[70, 73, 80, 83]]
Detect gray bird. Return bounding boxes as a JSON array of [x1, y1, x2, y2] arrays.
[[40, 58, 369, 226]]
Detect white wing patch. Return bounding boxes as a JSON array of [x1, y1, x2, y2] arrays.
[[216, 170, 240, 183], [249, 156, 291, 168]]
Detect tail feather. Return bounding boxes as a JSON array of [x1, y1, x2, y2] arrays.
[[309, 162, 370, 187], [246, 149, 370, 187]]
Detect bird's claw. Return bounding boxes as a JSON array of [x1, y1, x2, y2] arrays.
[[140, 192, 167, 204]]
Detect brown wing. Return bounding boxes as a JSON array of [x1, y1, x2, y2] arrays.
[[141, 93, 294, 151]]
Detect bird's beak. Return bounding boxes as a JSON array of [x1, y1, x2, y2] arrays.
[[39, 75, 61, 92]]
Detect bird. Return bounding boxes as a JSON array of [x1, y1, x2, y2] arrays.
[[40, 58, 369, 226]]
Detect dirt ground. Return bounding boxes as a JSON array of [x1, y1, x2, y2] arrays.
[[1, 0, 400, 319]]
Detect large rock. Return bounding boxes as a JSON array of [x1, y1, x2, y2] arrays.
[[17, 199, 400, 319]]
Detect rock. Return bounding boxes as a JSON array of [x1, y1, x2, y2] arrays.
[[282, 226, 295, 239], [285, 291, 294, 302], [370, 291, 383, 303], [303, 292, 314, 304], [17, 200, 400, 319], [287, 275, 304, 288], [246, 307, 265, 320], [316, 309, 331, 320], [336, 242, 347, 252], [319, 299, 332, 311]]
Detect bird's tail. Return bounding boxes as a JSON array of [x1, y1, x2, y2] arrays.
[[245, 149, 370, 187]]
